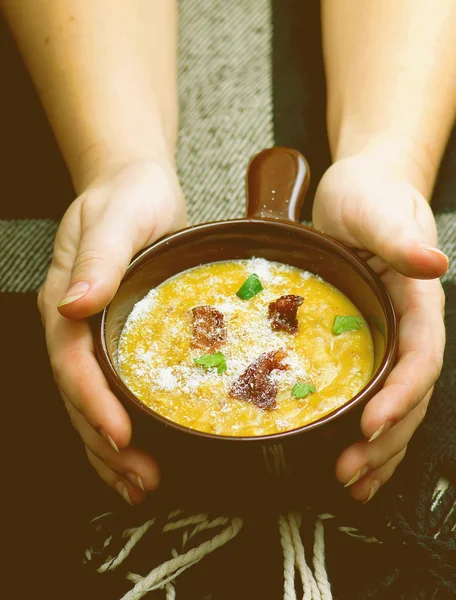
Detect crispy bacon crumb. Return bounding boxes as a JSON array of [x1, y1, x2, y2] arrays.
[[229, 349, 288, 410], [268, 295, 304, 334], [191, 305, 226, 352]]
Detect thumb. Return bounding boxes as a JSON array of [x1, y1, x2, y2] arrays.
[[346, 187, 448, 280], [57, 219, 137, 319], [359, 221, 448, 281]]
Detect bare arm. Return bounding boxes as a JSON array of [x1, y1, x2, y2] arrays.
[[322, 0, 456, 197], [1, 0, 178, 193], [317, 0, 454, 503], [1, 0, 183, 503]]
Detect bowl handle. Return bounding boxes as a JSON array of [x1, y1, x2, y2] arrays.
[[245, 147, 310, 222]]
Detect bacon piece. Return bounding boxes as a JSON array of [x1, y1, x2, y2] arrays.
[[268, 294, 304, 334], [191, 305, 226, 352], [229, 350, 288, 410]]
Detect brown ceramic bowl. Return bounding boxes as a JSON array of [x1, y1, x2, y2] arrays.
[[95, 147, 397, 509]]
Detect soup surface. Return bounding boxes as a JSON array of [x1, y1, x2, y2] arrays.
[[117, 258, 374, 436]]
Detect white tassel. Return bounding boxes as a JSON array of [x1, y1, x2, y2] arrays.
[[88, 508, 340, 599], [165, 583, 176, 600], [278, 515, 297, 600], [97, 519, 155, 573], [120, 517, 243, 600], [289, 512, 321, 600], [313, 520, 332, 600], [279, 512, 333, 600]]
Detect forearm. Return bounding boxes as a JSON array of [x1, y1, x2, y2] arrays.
[[321, 0, 456, 197], [1, 0, 178, 193]]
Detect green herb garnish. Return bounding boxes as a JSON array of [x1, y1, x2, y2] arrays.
[[333, 315, 365, 335], [236, 273, 264, 300], [292, 383, 315, 399], [193, 351, 227, 374]]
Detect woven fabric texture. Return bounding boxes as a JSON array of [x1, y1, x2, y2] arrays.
[[177, 0, 274, 225], [0, 213, 454, 293], [0, 219, 58, 292], [0, 0, 454, 292]]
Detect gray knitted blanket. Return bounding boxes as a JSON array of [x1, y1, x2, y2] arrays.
[[1, 0, 455, 293], [1, 2, 455, 599]]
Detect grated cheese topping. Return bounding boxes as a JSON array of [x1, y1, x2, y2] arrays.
[[116, 258, 374, 436]]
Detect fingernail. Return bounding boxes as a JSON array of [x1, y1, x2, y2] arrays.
[[344, 466, 369, 488], [126, 472, 145, 492], [420, 245, 449, 264], [100, 429, 119, 452], [116, 481, 133, 506], [368, 421, 392, 442], [363, 480, 381, 504], [58, 281, 90, 307]]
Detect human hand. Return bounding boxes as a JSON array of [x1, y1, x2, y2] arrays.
[[38, 159, 187, 505], [313, 153, 447, 502]]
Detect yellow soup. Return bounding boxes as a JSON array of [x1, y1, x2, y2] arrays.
[[117, 258, 374, 436]]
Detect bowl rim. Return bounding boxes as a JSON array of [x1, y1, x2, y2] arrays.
[[96, 216, 398, 443]]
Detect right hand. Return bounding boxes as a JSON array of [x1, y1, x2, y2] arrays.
[[38, 159, 187, 505], [313, 155, 446, 502]]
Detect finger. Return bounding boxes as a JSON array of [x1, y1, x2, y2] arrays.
[[361, 355, 435, 442], [86, 447, 147, 506], [45, 293, 132, 449], [65, 397, 159, 491], [361, 279, 444, 440], [57, 198, 140, 318], [348, 180, 448, 279], [57, 165, 183, 319], [349, 447, 407, 503], [336, 395, 429, 487], [54, 326, 132, 449], [41, 238, 132, 450]]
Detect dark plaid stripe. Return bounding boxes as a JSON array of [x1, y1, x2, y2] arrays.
[[272, 0, 331, 222]]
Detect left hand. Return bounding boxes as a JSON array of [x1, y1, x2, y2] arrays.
[[38, 159, 187, 504], [313, 153, 447, 502]]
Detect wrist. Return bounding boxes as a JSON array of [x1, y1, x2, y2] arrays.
[[68, 115, 176, 195], [71, 156, 187, 234], [330, 125, 438, 200], [74, 148, 174, 196]]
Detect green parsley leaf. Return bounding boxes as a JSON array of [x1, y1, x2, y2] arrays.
[[292, 383, 315, 399], [236, 273, 264, 300], [193, 351, 227, 374], [333, 315, 365, 335]]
